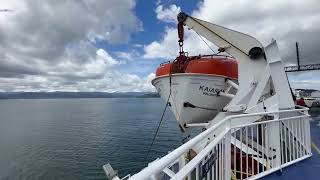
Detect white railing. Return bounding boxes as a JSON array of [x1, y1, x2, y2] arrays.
[[129, 108, 311, 180]]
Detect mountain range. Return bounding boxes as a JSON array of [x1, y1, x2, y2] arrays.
[[0, 92, 160, 99]]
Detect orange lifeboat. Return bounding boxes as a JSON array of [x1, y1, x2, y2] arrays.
[[152, 55, 238, 130], [156, 56, 238, 79]]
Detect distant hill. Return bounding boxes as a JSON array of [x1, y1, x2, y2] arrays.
[[295, 88, 318, 93], [136, 92, 160, 98], [294, 89, 318, 97], [0, 92, 160, 99]]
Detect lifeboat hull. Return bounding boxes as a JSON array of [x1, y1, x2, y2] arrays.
[[153, 56, 238, 130], [152, 73, 232, 128]]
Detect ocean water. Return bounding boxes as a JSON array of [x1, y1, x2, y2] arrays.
[[0, 98, 190, 180]]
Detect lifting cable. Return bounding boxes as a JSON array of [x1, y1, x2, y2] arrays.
[[195, 31, 217, 54], [145, 70, 172, 163]]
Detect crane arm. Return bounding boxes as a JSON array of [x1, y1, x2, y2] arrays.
[[177, 12, 267, 89]]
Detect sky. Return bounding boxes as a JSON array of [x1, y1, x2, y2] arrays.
[[0, 0, 319, 92]]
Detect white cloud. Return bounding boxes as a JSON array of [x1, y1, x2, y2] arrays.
[[155, 4, 181, 23], [146, 73, 155, 82], [144, 0, 320, 64], [143, 0, 320, 90], [0, 70, 156, 92], [115, 50, 140, 62], [96, 49, 119, 67], [144, 28, 178, 59], [132, 44, 143, 48], [0, 0, 155, 92], [143, 27, 216, 59], [288, 71, 320, 90], [193, 0, 320, 63]]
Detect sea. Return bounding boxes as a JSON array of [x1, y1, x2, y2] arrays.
[[2, 98, 319, 180], [0, 98, 192, 180]]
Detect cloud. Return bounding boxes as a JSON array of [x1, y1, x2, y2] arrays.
[[132, 44, 143, 48], [143, 27, 216, 59], [1, 0, 319, 92], [288, 71, 320, 90], [0, 71, 156, 92], [143, 0, 320, 90], [191, 0, 320, 64], [96, 49, 119, 67], [143, 27, 178, 59], [155, 4, 181, 23], [192, 0, 320, 90], [144, 0, 320, 65], [115, 50, 141, 62], [0, 0, 154, 92], [1, 0, 141, 60]]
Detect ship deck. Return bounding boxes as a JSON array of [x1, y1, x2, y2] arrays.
[[263, 116, 320, 180]]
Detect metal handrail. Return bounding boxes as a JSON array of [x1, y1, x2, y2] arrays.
[[170, 112, 310, 179], [171, 128, 230, 180], [129, 108, 309, 179]]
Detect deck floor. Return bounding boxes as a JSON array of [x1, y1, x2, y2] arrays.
[[262, 117, 320, 180]]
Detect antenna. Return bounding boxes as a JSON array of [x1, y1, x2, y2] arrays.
[[296, 42, 300, 71], [284, 42, 320, 72]]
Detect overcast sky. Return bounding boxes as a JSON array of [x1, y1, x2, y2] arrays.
[[0, 0, 319, 92]]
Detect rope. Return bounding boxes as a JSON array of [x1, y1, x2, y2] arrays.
[[195, 31, 216, 54], [145, 70, 172, 163]]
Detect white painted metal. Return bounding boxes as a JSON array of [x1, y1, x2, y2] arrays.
[[179, 14, 294, 116], [105, 13, 312, 180], [226, 79, 239, 90], [103, 164, 120, 180], [185, 123, 209, 127], [264, 41, 295, 109], [219, 92, 235, 99], [152, 73, 235, 128], [120, 175, 131, 180], [163, 167, 175, 178], [181, 16, 266, 91], [126, 108, 310, 180]]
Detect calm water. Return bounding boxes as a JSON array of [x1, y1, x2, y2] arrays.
[[0, 98, 189, 180]]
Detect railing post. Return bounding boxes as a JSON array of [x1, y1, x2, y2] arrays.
[[269, 113, 282, 167], [224, 121, 231, 180], [304, 113, 312, 154], [179, 153, 186, 173]]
